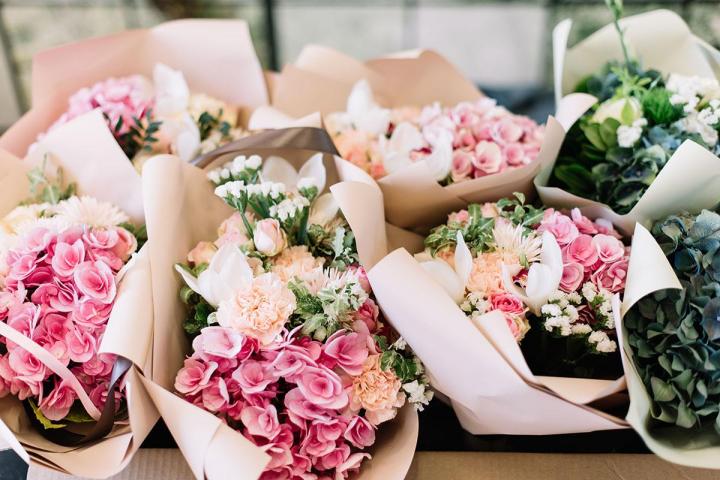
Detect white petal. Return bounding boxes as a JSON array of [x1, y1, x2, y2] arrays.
[[388, 122, 424, 155], [420, 259, 465, 304], [153, 63, 190, 116], [382, 151, 414, 175], [175, 264, 202, 297], [174, 121, 201, 162], [423, 131, 453, 181], [262, 156, 299, 187], [346, 79, 375, 118], [355, 107, 391, 137], [297, 152, 327, 192], [454, 232, 473, 286], [309, 193, 339, 226]]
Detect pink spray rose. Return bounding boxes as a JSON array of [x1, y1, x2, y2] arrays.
[[74, 261, 117, 304], [565, 234, 599, 268], [560, 262, 585, 293]]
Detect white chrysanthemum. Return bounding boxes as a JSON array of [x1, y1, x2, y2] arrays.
[[53, 196, 129, 227], [492, 220, 542, 264], [0, 203, 51, 236], [588, 330, 617, 353], [571, 324, 592, 335]]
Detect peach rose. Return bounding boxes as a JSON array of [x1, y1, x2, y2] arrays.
[[350, 355, 405, 426], [187, 241, 217, 266], [216, 272, 295, 345], [215, 212, 250, 248], [334, 130, 371, 172], [271, 246, 324, 284]]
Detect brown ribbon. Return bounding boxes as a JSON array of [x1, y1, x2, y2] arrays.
[[193, 127, 339, 169], [25, 356, 132, 447]]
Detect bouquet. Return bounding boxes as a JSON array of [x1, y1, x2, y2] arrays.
[[418, 194, 628, 380], [621, 210, 720, 465], [258, 46, 547, 231], [548, 2, 720, 214], [326, 81, 544, 183], [0, 161, 142, 430], [39, 63, 245, 166], [139, 127, 429, 479]]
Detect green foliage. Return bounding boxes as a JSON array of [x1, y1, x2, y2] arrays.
[[625, 210, 720, 433], [642, 88, 684, 126], [26, 156, 75, 205], [424, 193, 544, 255], [307, 223, 358, 270], [111, 109, 162, 160], [177, 267, 216, 338], [27, 399, 66, 429], [197, 109, 232, 141]]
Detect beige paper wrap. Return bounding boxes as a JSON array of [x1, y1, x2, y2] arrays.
[[0, 110, 158, 478], [537, 10, 720, 235], [255, 45, 543, 232], [0, 19, 269, 158], [140, 134, 419, 479]]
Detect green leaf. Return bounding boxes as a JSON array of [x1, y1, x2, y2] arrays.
[[651, 377, 676, 402], [27, 399, 66, 430], [620, 99, 635, 125]]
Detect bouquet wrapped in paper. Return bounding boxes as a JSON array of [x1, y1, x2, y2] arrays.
[[140, 127, 428, 479], [253, 46, 545, 232], [0, 111, 156, 477], [618, 211, 720, 468], [537, 6, 720, 233], [0, 19, 268, 166]]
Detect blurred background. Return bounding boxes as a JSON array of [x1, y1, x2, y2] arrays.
[[0, 0, 719, 130]]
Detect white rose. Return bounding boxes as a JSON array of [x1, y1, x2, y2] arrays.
[[253, 218, 287, 256]]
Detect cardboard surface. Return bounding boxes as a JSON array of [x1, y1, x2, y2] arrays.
[[25, 450, 720, 480]]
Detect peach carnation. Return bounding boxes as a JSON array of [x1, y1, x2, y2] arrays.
[[466, 250, 520, 298], [216, 272, 296, 345], [350, 354, 405, 426]]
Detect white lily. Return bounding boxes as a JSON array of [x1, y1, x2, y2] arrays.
[[262, 152, 327, 193], [152, 63, 201, 162], [345, 79, 391, 136], [309, 193, 340, 227], [175, 243, 252, 307], [418, 231, 473, 304], [501, 231, 563, 315]]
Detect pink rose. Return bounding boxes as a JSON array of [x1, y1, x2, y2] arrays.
[[315, 443, 351, 471], [241, 404, 281, 439], [272, 348, 316, 379], [351, 266, 372, 294], [7, 252, 39, 281], [202, 377, 230, 412], [448, 209, 470, 224], [43, 313, 72, 342], [193, 327, 245, 359], [253, 219, 286, 257], [215, 213, 250, 249], [489, 292, 525, 315], [232, 359, 274, 394], [595, 218, 622, 239], [284, 388, 332, 425], [344, 415, 376, 448], [570, 208, 598, 235], [39, 381, 76, 421], [491, 118, 524, 144], [23, 266, 54, 288], [82, 353, 114, 377], [451, 151, 473, 182], [337, 452, 371, 477], [8, 348, 47, 398], [323, 331, 368, 375], [454, 128, 477, 149], [74, 261, 116, 304], [111, 227, 137, 262], [538, 212, 579, 246], [296, 365, 348, 409], [300, 421, 337, 457], [354, 299, 379, 333], [65, 326, 97, 363], [593, 234, 625, 264], [565, 234, 599, 268], [51, 239, 86, 277], [6, 303, 38, 346], [23, 227, 53, 253], [89, 249, 124, 272], [502, 143, 527, 167], [175, 358, 217, 396], [472, 141, 503, 175], [72, 300, 112, 329], [82, 228, 119, 250], [591, 259, 628, 293], [560, 262, 585, 293]]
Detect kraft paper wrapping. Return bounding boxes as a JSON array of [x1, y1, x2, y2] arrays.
[[140, 137, 419, 479], [538, 10, 720, 235], [0, 111, 158, 478], [613, 225, 720, 468], [258, 45, 542, 232], [332, 171, 635, 435], [0, 19, 269, 158]]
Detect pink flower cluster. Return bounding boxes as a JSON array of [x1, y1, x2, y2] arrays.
[[49, 75, 153, 137], [537, 208, 629, 294], [0, 224, 136, 421], [420, 98, 544, 183], [176, 311, 402, 480]]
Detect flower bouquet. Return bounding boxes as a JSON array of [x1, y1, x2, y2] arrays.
[[140, 128, 427, 479], [252, 46, 546, 231], [0, 113, 156, 477], [536, 7, 720, 233], [0, 19, 268, 163], [618, 211, 720, 468]]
